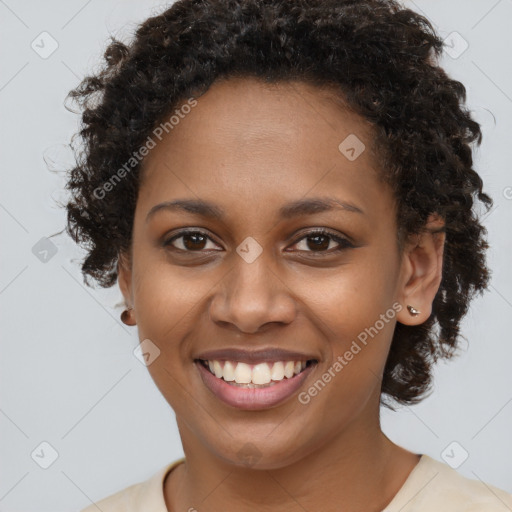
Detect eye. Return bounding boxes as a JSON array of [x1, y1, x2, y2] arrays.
[[288, 229, 354, 254], [163, 228, 354, 255], [163, 229, 221, 252]]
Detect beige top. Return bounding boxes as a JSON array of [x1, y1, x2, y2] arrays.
[[79, 454, 512, 511]]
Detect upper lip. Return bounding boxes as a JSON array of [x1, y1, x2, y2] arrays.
[[195, 347, 319, 364]]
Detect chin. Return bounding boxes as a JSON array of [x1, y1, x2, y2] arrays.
[[199, 426, 317, 471]]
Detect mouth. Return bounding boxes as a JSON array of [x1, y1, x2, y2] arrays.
[[194, 358, 318, 410]]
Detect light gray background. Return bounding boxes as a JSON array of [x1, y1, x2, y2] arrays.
[[1, 1, 511, 511]]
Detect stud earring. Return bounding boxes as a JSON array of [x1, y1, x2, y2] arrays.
[[121, 307, 135, 325], [407, 305, 421, 316]]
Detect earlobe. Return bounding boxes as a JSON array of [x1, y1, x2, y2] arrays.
[[117, 251, 137, 326], [397, 214, 446, 325], [406, 305, 421, 317]]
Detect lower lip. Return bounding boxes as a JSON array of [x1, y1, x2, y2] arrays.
[[195, 361, 316, 411]]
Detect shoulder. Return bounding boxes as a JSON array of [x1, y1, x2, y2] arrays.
[[79, 481, 139, 512], [386, 454, 512, 512], [78, 458, 185, 512]]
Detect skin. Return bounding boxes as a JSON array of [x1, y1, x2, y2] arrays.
[[118, 77, 446, 512]]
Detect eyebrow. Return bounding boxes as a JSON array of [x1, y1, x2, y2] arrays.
[[145, 197, 365, 223]]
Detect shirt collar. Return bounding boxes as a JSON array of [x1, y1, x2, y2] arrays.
[[129, 458, 186, 512]]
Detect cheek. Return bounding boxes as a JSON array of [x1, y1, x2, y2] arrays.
[[293, 254, 398, 335], [291, 254, 399, 388], [129, 258, 216, 408], [131, 251, 215, 338], [130, 263, 204, 412]]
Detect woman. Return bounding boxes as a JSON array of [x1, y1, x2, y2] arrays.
[[65, 0, 512, 510]]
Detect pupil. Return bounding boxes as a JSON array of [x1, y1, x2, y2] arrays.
[[308, 235, 329, 251], [184, 233, 206, 250]]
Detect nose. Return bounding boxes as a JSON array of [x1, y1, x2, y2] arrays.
[[209, 255, 297, 334]]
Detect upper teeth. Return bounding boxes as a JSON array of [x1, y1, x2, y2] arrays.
[[205, 360, 307, 385]]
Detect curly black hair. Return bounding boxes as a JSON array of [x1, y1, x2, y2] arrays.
[[61, 0, 493, 410]]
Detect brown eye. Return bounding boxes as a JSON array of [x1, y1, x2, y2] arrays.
[[163, 228, 353, 256], [164, 230, 220, 252], [289, 229, 353, 254], [302, 234, 331, 251]]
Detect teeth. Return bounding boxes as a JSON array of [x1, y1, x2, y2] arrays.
[[202, 359, 311, 385], [223, 361, 235, 381], [284, 361, 295, 378], [213, 360, 223, 379], [271, 361, 284, 380], [234, 362, 252, 384], [252, 363, 271, 385]]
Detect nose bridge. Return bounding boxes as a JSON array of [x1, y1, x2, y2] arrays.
[[210, 244, 296, 332], [227, 230, 275, 295], [232, 248, 274, 299]]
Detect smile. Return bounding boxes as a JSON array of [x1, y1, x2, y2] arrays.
[[195, 358, 318, 410]]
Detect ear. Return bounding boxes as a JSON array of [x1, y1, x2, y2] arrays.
[[117, 250, 134, 309], [396, 213, 446, 325]]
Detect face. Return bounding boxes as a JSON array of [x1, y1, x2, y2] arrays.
[[118, 77, 439, 470]]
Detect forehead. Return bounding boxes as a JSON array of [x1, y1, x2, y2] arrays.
[[144, 76, 374, 160], [136, 77, 392, 225]]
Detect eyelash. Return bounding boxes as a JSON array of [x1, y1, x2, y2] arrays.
[[163, 228, 354, 255]]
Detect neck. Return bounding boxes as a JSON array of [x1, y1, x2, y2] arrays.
[[164, 409, 420, 512]]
